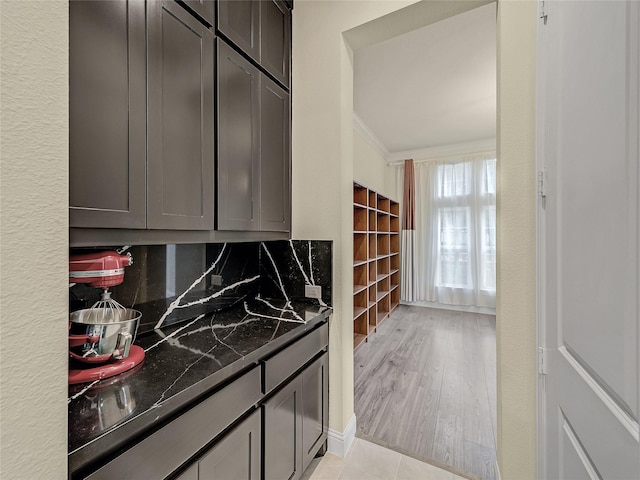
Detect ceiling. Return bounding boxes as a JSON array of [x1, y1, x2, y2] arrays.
[[353, 3, 496, 158]]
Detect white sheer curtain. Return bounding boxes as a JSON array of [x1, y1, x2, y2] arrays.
[[398, 155, 496, 308]]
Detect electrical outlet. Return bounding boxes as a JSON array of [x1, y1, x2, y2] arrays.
[[305, 285, 322, 299], [210, 274, 223, 286]]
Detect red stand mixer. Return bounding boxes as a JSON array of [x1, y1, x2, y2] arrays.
[[69, 251, 144, 384]]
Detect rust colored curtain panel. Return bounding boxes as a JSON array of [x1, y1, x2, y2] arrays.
[[401, 159, 417, 301]]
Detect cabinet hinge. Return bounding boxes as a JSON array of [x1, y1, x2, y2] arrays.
[[537, 170, 546, 200], [539, 1, 548, 25], [538, 347, 547, 375]]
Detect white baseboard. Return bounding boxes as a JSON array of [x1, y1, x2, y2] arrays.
[[399, 300, 496, 315], [327, 414, 356, 457]]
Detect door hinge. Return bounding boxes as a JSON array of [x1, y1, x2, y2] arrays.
[[537, 170, 546, 200], [539, 1, 548, 25], [538, 347, 547, 375]]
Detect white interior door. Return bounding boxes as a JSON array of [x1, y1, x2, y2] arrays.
[[538, 1, 640, 478]]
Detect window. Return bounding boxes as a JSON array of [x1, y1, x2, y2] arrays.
[[438, 162, 471, 198], [480, 205, 496, 291], [398, 155, 496, 308], [437, 207, 471, 288], [434, 158, 496, 292]]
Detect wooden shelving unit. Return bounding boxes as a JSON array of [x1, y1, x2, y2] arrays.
[[353, 182, 400, 350]]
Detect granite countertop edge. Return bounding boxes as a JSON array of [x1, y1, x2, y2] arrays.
[[68, 305, 331, 476]]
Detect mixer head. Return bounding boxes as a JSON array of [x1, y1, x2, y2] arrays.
[[69, 250, 133, 289]]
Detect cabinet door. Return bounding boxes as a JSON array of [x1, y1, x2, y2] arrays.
[[217, 39, 261, 231], [264, 375, 303, 480], [260, 75, 291, 232], [260, 0, 291, 87], [302, 353, 329, 471], [198, 409, 261, 480], [217, 0, 260, 64], [182, 0, 215, 26], [147, 0, 215, 230], [69, 0, 146, 229]]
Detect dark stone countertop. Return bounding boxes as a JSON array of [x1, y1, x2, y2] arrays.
[[68, 296, 331, 477]]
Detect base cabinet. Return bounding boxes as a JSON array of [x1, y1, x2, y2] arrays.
[[264, 352, 329, 480], [301, 354, 329, 471], [264, 375, 303, 480], [76, 321, 328, 480], [176, 409, 261, 480]]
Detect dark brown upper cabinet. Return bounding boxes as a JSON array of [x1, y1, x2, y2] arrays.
[[181, 0, 215, 26], [70, 0, 290, 240], [69, 0, 146, 229], [217, 40, 261, 231], [217, 39, 290, 232], [147, 0, 215, 230], [217, 0, 261, 63], [260, 0, 291, 88], [70, 0, 215, 231], [217, 0, 291, 88], [260, 76, 290, 232]]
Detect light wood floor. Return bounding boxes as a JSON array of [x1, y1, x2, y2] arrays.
[[354, 305, 497, 480]]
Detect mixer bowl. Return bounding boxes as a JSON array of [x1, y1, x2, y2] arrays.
[[69, 308, 142, 363]]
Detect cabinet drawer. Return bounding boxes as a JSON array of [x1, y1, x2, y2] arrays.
[[263, 323, 328, 394], [86, 366, 261, 479]]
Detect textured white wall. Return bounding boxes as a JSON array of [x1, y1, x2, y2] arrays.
[[291, 0, 416, 434], [0, 1, 69, 479], [353, 130, 399, 201], [496, 1, 537, 478]]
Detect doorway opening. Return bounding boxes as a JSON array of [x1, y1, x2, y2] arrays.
[[349, 3, 497, 479]]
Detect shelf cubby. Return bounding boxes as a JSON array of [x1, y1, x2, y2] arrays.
[[377, 195, 390, 213], [354, 205, 368, 231], [368, 304, 377, 330], [353, 182, 400, 350], [389, 234, 399, 254], [368, 261, 377, 285], [377, 256, 390, 276], [369, 209, 377, 232], [377, 276, 390, 298], [354, 289, 368, 319], [354, 184, 368, 206], [390, 215, 399, 233], [354, 232, 367, 264], [354, 264, 368, 295], [377, 234, 389, 256], [377, 213, 389, 233], [390, 252, 400, 271], [390, 270, 400, 292], [377, 293, 390, 325], [368, 234, 377, 260], [369, 285, 377, 307], [390, 286, 400, 311], [368, 191, 377, 209]]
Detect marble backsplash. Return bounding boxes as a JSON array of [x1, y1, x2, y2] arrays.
[[69, 240, 332, 334], [260, 240, 332, 306]]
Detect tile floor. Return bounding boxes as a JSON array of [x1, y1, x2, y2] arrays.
[[302, 438, 472, 480]]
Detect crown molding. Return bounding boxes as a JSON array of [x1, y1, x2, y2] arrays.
[[352, 113, 389, 160], [352, 112, 496, 166], [386, 137, 496, 165]]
